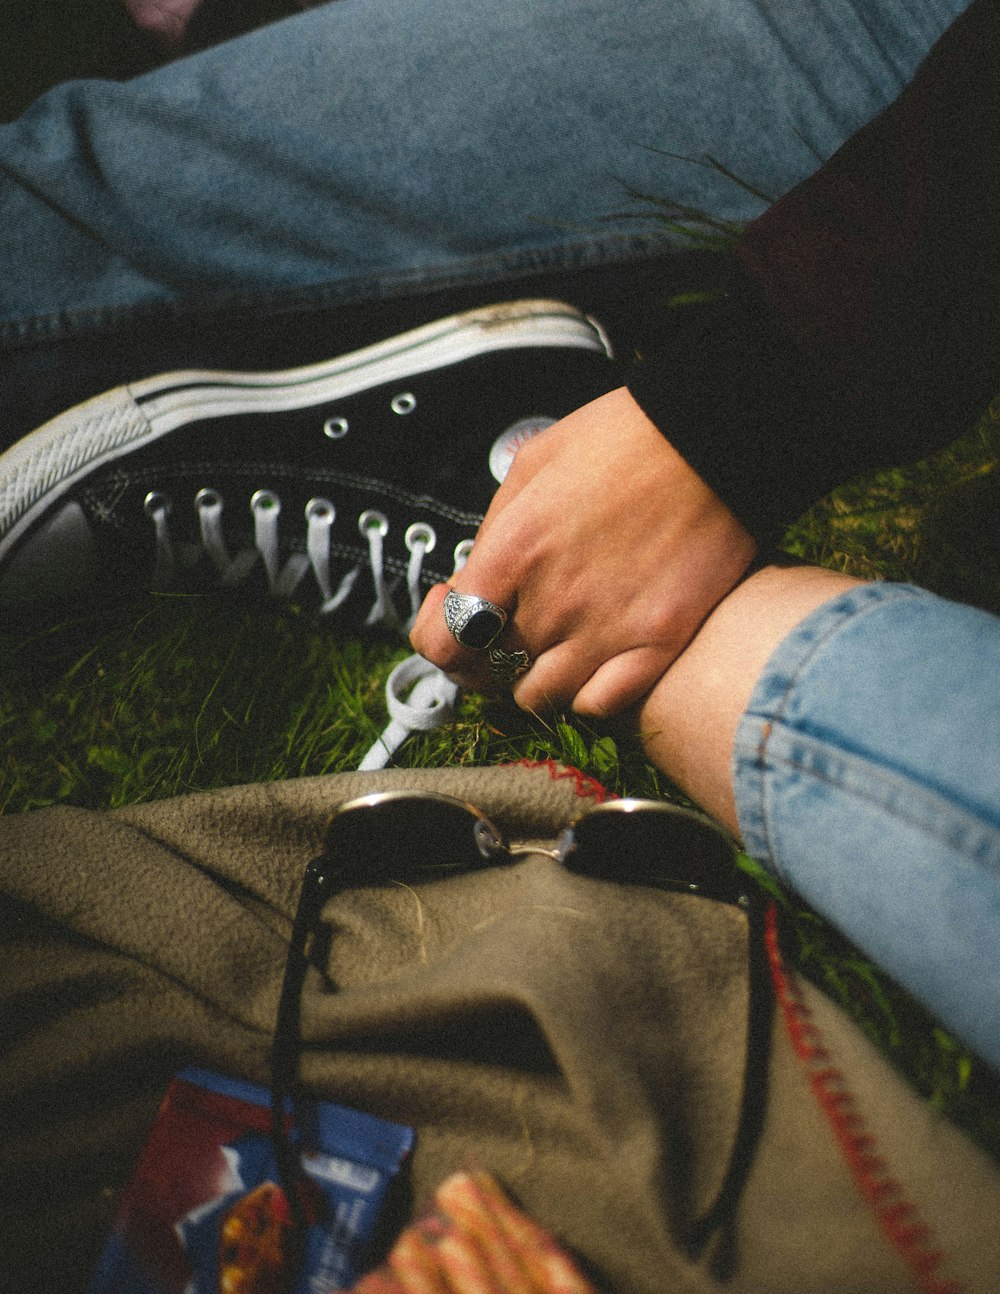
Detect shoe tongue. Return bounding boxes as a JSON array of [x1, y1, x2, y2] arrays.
[[0, 501, 96, 606], [488, 417, 556, 484]]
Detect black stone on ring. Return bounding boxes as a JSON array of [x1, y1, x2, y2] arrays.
[[443, 589, 508, 651]]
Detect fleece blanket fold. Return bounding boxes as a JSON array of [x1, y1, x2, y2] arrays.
[[1, 761, 998, 1293]]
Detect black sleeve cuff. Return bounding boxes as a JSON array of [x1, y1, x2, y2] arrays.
[[625, 266, 867, 546]]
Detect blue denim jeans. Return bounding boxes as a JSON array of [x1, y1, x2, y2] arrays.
[[734, 583, 1000, 1070], [0, 0, 968, 343]]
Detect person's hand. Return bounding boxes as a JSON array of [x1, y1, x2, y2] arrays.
[[409, 387, 757, 717]]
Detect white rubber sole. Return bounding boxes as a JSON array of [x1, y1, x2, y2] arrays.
[[0, 299, 612, 563]]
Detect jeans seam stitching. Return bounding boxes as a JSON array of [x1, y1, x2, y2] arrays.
[[739, 585, 933, 873], [752, 725, 1000, 870], [0, 229, 678, 349]]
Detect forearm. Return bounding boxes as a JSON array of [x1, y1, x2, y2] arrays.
[[635, 564, 860, 834]]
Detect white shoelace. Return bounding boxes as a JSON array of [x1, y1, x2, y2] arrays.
[[358, 653, 461, 771], [144, 486, 473, 631], [360, 529, 470, 768], [145, 486, 472, 766]]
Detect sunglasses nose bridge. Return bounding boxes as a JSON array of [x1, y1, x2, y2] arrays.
[[506, 842, 560, 861]]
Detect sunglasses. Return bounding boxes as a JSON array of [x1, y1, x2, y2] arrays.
[[270, 790, 770, 1280]]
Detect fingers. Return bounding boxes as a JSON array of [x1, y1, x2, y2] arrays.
[[414, 529, 753, 717], [410, 456, 548, 685], [509, 591, 714, 716], [517, 642, 677, 718], [414, 583, 687, 718], [410, 584, 486, 688], [411, 572, 523, 694]]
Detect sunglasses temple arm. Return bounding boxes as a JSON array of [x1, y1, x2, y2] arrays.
[[688, 891, 774, 1274], [270, 854, 337, 1242]]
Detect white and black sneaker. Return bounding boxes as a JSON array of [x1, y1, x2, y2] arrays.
[[0, 300, 614, 630]]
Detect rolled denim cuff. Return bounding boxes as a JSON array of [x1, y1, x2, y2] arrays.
[[732, 581, 1000, 1069]]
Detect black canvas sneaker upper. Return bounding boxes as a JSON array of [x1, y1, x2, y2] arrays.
[[0, 301, 616, 633]]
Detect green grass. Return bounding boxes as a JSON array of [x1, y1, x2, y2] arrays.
[[2, 407, 1000, 1161], [0, 603, 669, 816]]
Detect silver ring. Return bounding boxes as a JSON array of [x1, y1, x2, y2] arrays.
[[443, 588, 509, 651], [488, 645, 532, 684]]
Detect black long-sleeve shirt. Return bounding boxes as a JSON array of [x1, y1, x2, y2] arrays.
[[627, 0, 1000, 544]]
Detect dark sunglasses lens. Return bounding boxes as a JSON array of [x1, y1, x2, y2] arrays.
[[560, 805, 740, 900], [322, 793, 505, 883]]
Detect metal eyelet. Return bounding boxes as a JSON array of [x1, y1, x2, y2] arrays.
[[305, 497, 335, 522], [453, 538, 474, 568], [390, 392, 417, 415], [404, 522, 436, 553], [358, 509, 389, 538], [324, 416, 349, 439], [195, 487, 223, 511], [251, 489, 281, 514], [144, 490, 172, 518]]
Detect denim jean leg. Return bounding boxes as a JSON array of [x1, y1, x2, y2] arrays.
[[0, 0, 971, 346], [733, 583, 1000, 1070]]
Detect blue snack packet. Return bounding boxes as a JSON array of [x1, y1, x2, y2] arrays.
[[90, 1067, 414, 1294]]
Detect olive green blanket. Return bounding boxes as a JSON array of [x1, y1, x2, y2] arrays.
[[2, 762, 998, 1293]]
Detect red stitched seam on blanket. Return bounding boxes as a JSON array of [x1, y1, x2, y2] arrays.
[[508, 758, 616, 802], [763, 902, 964, 1294]]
